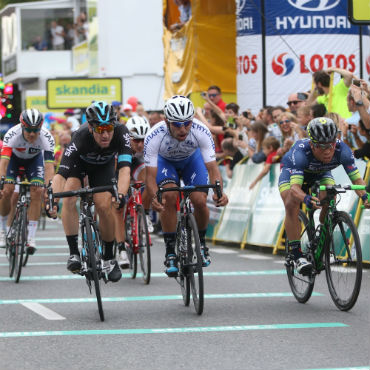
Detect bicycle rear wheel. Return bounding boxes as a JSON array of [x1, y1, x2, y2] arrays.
[[176, 217, 190, 306], [285, 210, 315, 303], [14, 207, 27, 283], [125, 215, 137, 279], [83, 219, 104, 321], [136, 205, 151, 284], [186, 214, 204, 315], [325, 211, 362, 311]]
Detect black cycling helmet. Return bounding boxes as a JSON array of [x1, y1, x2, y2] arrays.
[[307, 117, 338, 143], [86, 101, 115, 125], [20, 109, 43, 129]]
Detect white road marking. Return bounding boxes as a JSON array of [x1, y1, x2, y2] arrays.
[[239, 254, 273, 260], [21, 302, 66, 320], [211, 248, 238, 254]]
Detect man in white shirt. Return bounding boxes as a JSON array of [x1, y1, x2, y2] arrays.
[[50, 21, 65, 50]]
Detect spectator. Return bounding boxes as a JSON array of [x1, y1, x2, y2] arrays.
[[307, 67, 353, 118], [272, 106, 286, 123], [63, 109, 80, 132], [353, 120, 370, 160], [148, 111, 162, 127], [286, 92, 308, 115], [325, 112, 348, 144], [310, 103, 327, 119], [76, 12, 88, 42], [297, 105, 311, 132], [262, 106, 282, 141], [349, 83, 370, 130], [225, 103, 239, 129], [249, 136, 280, 190], [221, 138, 244, 179], [122, 104, 133, 121], [249, 120, 268, 163], [111, 101, 122, 119], [64, 23, 75, 50], [169, 0, 191, 32], [32, 36, 47, 51], [136, 104, 148, 119], [50, 20, 65, 50], [206, 85, 227, 112]]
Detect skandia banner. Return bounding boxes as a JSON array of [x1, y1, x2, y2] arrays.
[[236, 0, 263, 113]]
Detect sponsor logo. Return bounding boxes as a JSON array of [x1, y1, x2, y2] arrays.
[[275, 15, 350, 30], [64, 142, 77, 157], [366, 55, 370, 75], [236, 0, 247, 15], [237, 55, 258, 74], [162, 167, 168, 177], [55, 84, 109, 96], [272, 53, 295, 76], [287, 0, 341, 12], [123, 133, 131, 148], [29, 147, 41, 154]]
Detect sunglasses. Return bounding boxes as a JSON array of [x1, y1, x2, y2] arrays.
[[279, 119, 291, 125], [208, 93, 219, 98], [313, 142, 336, 150], [132, 138, 144, 143], [91, 123, 115, 134], [170, 120, 192, 128], [24, 127, 41, 133], [287, 100, 301, 106]]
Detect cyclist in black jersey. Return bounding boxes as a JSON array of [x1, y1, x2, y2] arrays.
[[47, 101, 132, 282], [279, 117, 370, 275]]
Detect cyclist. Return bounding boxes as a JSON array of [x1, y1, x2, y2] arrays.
[[47, 101, 131, 283], [114, 115, 152, 269], [279, 117, 370, 275], [0, 109, 55, 254], [145, 95, 228, 277]]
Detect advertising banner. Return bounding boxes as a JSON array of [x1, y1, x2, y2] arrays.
[[73, 41, 89, 75], [357, 208, 370, 262], [47, 78, 122, 109]]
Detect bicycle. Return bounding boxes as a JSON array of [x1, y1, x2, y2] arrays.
[[48, 180, 118, 322], [285, 183, 367, 311], [157, 181, 222, 315], [124, 181, 152, 284]]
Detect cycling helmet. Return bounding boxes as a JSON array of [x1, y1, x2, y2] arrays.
[[126, 116, 150, 139], [86, 101, 115, 125], [20, 109, 43, 129], [163, 95, 194, 122], [307, 117, 338, 143]]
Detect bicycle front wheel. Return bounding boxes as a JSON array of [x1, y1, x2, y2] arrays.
[[14, 207, 27, 283], [83, 219, 104, 321], [285, 210, 315, 303], [136, 205, 151, 284], [325, 211, 362, 311], [186, 214, 204, 315], [176, 217, 190, 307], [7, 213, 18, 278], [125, 215, 137, 279]]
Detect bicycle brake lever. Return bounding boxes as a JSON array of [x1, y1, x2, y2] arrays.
[[157, 188, 163, 204], [215, 180, 222, 199]]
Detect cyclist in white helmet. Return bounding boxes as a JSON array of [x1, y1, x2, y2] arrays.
[[144, 95, 228, 277]]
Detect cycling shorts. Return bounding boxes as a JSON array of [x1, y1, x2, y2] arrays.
[[6, 153, 44, 185]]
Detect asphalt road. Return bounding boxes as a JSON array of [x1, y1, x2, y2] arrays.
[[0, 219, 369, 370]]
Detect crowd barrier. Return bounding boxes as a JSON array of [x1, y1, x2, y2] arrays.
[[207, 158, 370, 264]]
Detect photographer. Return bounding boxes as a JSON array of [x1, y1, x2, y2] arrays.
[[353, 120, 370, 160]]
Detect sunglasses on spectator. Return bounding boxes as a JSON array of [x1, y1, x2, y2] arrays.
[[208, 93, 219, 98], [313, 142, 336, 150], [287, 100, 302, 106], [91, 123, 115, 134], [23, 127, 41, 133], [169, 120, 192, 128], [279, 119, 291, 125], [132, 138, 144, 143]]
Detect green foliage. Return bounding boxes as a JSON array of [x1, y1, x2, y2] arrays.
[[0, 0, 43, 9]]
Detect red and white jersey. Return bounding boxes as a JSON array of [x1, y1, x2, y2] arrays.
[[1, 124, 55, 160]]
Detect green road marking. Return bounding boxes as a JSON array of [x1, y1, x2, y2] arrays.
[[305, 368, 369, 370], [0, 262, 65, 267], [0, 270, 287, 281], [0, 292, 323, 304], [0, 253, 69, 258], [0, 322, 347, 338]]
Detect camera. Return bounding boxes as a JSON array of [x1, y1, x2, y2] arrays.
[[297, 92, 308, 101], [353, 79, 361, 87], [242, 110, 254, 120], [238, 134, 243, 140], [226, 117, 237, 130], [200, 92, 207, 98], [348, 124, 352, 130]]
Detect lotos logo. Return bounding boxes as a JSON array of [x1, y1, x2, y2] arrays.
[[366, 56, 370, 75], [287, 0, 340, 12], [272, 53, 294, 76], [236, 0, 247, 15]]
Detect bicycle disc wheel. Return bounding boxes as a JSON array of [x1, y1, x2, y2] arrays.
[[14, 207, 27, 283], [186, 214, 204, 315], [125, 215, 137, 279], [83, 219, 104, 321], [176, 217, 190, 306], [325, 211, 362, 311], [136, 205, 151, 284], [285, 210, 315, 303]]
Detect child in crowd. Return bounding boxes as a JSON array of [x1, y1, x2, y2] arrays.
[[249, 136, 280, 190]]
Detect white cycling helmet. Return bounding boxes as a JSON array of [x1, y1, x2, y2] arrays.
[[126, 116, 150, 139], [164, 95, 195, 122]]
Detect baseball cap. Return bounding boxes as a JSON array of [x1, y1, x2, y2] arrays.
[[123, 104, 133, 111], [64, 109, 74, 115], [111, 101, 121, 107]]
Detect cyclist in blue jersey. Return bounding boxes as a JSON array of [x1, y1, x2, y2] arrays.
[[279, 117, 370, 274]]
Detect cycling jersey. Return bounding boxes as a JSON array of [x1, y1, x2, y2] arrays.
[[144, 119, 216, 167], [1, 124, 55, 163], [131, 152, 145, 181], [279, 138, 361, 192]]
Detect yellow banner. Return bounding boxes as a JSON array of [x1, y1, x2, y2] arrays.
[[26, 92, 63, 114], [72, 41, 89, 74], [47, 78, 122, 109]]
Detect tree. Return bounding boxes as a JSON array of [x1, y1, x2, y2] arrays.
[[0, 0, 43, 9]]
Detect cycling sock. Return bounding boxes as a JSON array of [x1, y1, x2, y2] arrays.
[[288, 240, 302, 260], [164, 232, 176, 256], [117, 241, 126, 252], [198, 229, 207, 246], [66, 234, 79, 255], [27, 220, 38, 240], [103, 240, 115, 260]]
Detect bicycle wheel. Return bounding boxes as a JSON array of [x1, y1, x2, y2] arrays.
[[125, 215, 137, 279], [186, 213, 204, 315], [285, 210, 315, 303], [83, 219, 104, 321], [325, 211, 362, 311], [7, 214, 18, 278], [14, 207, 27, 283], [136, 205, 151, 284], [176, 217, 190, 306]]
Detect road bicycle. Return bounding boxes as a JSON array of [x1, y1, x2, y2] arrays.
[[124, 181, 151, 284], [285, 183, 367, 311], [157, 181, 222, 315], [48, 181, 118, 321]]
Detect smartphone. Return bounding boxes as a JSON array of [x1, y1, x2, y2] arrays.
[[353, 79, 361, 87], [238, 134, 243, 140], [200, 92, 207, 98], [348, 124, 352, 130], [297, 92, 308, 101]]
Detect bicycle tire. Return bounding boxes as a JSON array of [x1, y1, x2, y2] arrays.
[[136, 205, 151, 284], [14, 207, 27, 283], [285, 210, 315, 303], [176, 216, 190, 306], [186, 213, 204, 315], [83, 218, 104, 321], [7, 212, 19, 277], [125, 215, 137, 279], [325, 211, 362, 311]]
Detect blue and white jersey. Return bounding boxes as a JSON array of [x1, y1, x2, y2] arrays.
[[144, 119, 216, 167]]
